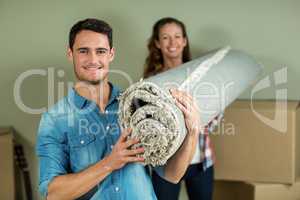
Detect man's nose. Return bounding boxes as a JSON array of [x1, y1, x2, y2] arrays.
[[88, 52, 98, 64]]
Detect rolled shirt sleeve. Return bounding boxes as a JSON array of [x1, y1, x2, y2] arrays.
[[153, 165, 165, 179], [36, 112, 69, 197]]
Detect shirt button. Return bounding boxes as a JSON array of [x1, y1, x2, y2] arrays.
[[80, 140, 85, 144], [110, 145, 114, 149], [105, 110, 109, 114], [115, 187, 119, 192], [106, 125, 110, 131]]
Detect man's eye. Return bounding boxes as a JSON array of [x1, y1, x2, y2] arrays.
[[97, 50, 107, 54], [79, 49, 88, 54]]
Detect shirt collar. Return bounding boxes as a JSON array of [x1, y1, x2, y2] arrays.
[[67, 82, 121, 109], [107, 82, 121, 106]]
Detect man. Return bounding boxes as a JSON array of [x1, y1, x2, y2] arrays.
[[36, 18, 202, 200]]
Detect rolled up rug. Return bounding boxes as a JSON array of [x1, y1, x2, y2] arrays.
[[118, 47, 262, 166]]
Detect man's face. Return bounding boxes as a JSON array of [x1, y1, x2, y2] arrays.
[[67, 30, 115, 85]]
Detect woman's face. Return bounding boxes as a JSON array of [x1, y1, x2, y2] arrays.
[[155, 23, 187, 60]]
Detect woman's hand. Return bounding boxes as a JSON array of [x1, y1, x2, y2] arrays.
[[170, 88, 202, 137]]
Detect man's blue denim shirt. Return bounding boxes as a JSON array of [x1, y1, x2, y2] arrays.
[[36, 83, 157, 200]]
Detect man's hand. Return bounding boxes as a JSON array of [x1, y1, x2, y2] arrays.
[[46, 128, 144, 200], [106, 128, 145, 171], [170, 88, 202, 136]]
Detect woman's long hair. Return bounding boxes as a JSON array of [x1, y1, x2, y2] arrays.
[[143, 17, 191, 78]]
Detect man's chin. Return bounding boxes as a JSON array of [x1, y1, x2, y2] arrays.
[[77, 79, 103, 85], [89, 80, 102, 85]]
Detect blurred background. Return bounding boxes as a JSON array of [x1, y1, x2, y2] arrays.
[[0, 0, 299, 199]]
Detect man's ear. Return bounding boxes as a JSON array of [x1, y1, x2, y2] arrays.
[[109, 47, 115, 62], [67, 47, 73, 62], [154, 40, 161, 49]]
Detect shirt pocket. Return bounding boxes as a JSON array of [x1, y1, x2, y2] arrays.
[[69, 133, 97, 172]]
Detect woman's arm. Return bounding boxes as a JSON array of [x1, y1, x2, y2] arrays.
[[163, 89, 202, 183]]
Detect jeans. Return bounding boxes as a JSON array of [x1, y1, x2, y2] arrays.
[[152, 163, 214, 200]]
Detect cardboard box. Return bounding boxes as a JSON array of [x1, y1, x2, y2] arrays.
[[211, 100, 300, 184], [213, 180, 300, 200], [0, 127, 15, 200]]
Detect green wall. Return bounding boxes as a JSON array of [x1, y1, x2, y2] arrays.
[[0, 0, 299, 199]]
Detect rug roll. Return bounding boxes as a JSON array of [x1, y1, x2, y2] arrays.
[[118, 47, 262, 166]]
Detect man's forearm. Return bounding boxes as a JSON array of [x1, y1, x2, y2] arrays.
[[164, 131, 199, 183], [47, 156, 113, 200]]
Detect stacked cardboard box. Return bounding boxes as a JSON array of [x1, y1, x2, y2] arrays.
[[213, 179, 300, 200], [0, 127, 15, 200], [211, 100, 300, 200]]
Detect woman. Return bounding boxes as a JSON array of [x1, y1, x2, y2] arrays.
[[144, 17, 216, 200]]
